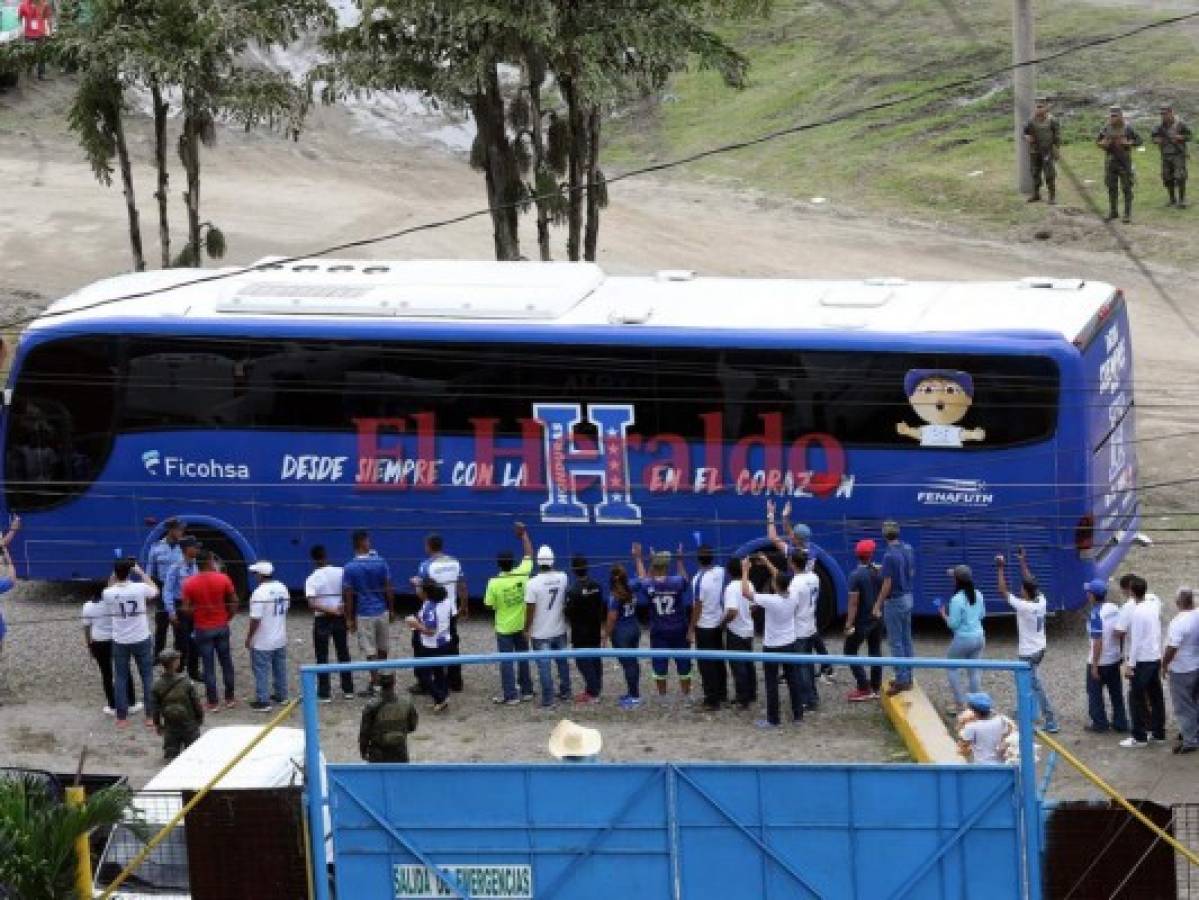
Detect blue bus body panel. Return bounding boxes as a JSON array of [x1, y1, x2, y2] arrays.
[[2, 318, 1118, 613]]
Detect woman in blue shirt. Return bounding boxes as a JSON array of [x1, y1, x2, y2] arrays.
[[941, 564, 987, 711], [604, 565, 642, 710]]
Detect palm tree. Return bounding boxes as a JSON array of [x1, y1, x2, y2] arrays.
[[0, 774, 133, 900]]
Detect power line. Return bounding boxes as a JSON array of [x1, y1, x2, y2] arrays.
[[2, 8, 1198, 333]]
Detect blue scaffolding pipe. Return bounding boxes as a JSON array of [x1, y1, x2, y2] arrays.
[[300, 650, 1042, 900]]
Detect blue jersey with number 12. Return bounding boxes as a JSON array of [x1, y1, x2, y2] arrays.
[[633, 575, 691, 634]]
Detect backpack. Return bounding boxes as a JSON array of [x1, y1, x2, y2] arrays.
[[160, 677, 195, 728], [371, 700, 412, 749]]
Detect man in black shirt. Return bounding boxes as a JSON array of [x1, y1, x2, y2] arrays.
[[844, 539, 884, 701], [566, 554, 606, 703]]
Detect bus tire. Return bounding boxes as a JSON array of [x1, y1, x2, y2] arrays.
[[814, 562, 839, 632], [189, 526, 249, 598]]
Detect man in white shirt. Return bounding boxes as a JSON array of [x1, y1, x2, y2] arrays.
[[1084, 579, 1129, 734], [723, 558, 756, 710], [687, 545, 729, 711], [742, 554, 803, 728], [103, 557, 159, 728], [524, 545, 572, 708], [958, 692, 1010, 764], [245, 561, 290, 712], [306, 545, 354, 702], [788, 549, 821, 711], [996, 549, 1058, 733], [416, 533, 468, 693], [1114, 575, 1166, 747], [82, 593, 139, 716], [1164, 587, 1199, 754]]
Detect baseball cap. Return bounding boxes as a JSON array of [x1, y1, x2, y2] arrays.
[[156, 648, 181, 666], [966, 692, 993, 714], [536, 545, 555, 566], [854, 539, 876, 558], [1084, 578, 1108, 599], [793, 523, 812, 542], [948, 564, 973, 580], [1109, 105, 1123, 115], [248, 560, 274, 577]]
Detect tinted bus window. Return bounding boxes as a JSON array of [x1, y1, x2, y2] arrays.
[[5, 336, 120, 511]]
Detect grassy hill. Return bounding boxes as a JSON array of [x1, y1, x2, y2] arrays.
[[607, 0, 1199, 266]]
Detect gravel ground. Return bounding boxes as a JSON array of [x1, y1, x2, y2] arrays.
[[0, 546, 1194, 805]]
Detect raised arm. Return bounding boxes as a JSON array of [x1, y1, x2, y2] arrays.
[[631, 543, 647, 580], [675, 543, 687, 580], [1015, 546, 1034, 586], [779, 500, 799, 545], [995, 554, 1010, 601], [765, 500, 787, 552], [515, 521, 533, 561]]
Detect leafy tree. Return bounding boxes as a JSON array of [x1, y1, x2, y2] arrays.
[[0, 775, 134, 900]]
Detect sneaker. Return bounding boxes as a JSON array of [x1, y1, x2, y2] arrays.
[[250, 701, 272, 713], [318, 696, 333, 705], [432, 701, 449, 713], [819, 672, 836, 686], [358, 688, 377, 699], [754, 719, 780, 730], [103, 706, 115, 716], [618, 696, 643, 710], [846, 689, 874, 703], [144, 718, 156, 730], [1119, 737, 1148, 749], [342, 691, 356, 701], [573, 692, 599, 705], [1148, 734, 1167, 743], [205, 702, 221, 714], [224, 699, 237, 710], [115, 718, 130, 729], [492, 695, 520, 706], [520, 692, 535, 703], [885, 683, 913, 697], [1042, 723, 1061, 735], [129, 702, 144, 714], [270, 695, 284, 704], [868, 690, 881, 700]]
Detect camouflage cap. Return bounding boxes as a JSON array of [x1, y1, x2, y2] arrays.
[[1161, 103, 1175, 111], [156, 648, 181, 666], [1108, 105, 1123, 115]]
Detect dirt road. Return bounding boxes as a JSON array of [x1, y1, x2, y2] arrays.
[[0, 85, 1197, 807]]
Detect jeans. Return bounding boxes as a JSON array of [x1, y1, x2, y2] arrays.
[[1020, 649, 1058, 729], [113, 638, 154, 721], [89, 639, 135, 709], [946, 633, 985, 708], [531, 634, 572, 705], [883, 594, 914, 686], [1129, 660, 1166, 743], [251, 647, 288, 704], [843, 619, 883, 692], [194, 626, 235, 704], [313, 616, 354, 698], [416, 644, 451, 704], [764, 641, 803, 725], [153, 607, 171, 659], [725, 631, 757, 705], [810, 633, 834, 675], [447, 614, 463, 692], [611, 623, 641, 699], [794, 636, 820, 708], [576, 654, 603, 698], [1169, 669, 1199, 748], [1086, 662, 1129, 731], [695, 626, 729, 706], [496, 632, 534, 701]]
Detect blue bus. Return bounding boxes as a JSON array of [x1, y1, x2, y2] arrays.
[[1, 261, 1138, 624]]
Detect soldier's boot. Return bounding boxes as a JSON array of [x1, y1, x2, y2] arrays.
[[1122, 196, 1133, 224], [1027, 190, 1041, 203], [1178, 181, 1188, 209], [1106, 188, 1120, 221], [1166, 182, 1177, 207], [1047, 183, 1056, 206]]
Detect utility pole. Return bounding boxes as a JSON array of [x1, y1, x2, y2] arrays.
[[1013, 0, 1036, 193]]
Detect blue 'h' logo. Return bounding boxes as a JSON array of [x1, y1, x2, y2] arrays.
[[533, 403, 641, 524]]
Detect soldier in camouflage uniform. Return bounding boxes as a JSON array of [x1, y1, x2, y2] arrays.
[[1151, 104, 1192, 209], [1023, 98, 1061, 204], [151, 649, 204, 760], [1096, 106, 1142, 223], [359, 673, 419, 763]]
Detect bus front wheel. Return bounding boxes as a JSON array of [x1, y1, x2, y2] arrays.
[[189, 526, 249, 598]]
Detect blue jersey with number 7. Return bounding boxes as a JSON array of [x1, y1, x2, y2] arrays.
[[633, 576, 691, 634]]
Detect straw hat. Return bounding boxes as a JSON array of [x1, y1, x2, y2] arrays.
[[547, 719, 602, 759]]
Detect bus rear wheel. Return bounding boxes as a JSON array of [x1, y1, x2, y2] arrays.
[[189, 527, 249, 599]]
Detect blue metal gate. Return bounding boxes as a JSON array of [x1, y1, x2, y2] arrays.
[[302, 650, 1043, 900]]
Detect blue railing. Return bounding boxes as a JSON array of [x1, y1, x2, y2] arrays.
[[300, 651, 1042, 900]]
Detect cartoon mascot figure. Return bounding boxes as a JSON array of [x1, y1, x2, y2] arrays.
[[897, 369, 986, 448]]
